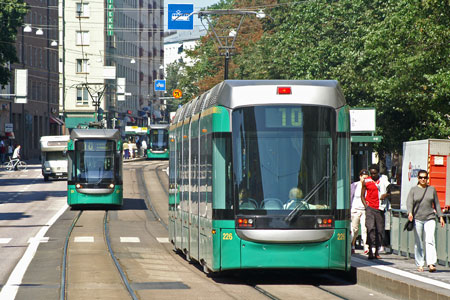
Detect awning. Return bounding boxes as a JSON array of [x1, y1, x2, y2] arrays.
[[50, 116, 64, 126]]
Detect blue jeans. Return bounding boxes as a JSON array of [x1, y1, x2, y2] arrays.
[[414, 219, 437, 267]]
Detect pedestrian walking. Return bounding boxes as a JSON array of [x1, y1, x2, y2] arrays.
[[407, 169, 445, 272], [123, 140, 129, 159], [0, 139, 6, 163], [361, 164, 388, 259], [351, 169, 369, 254], [141, 138, 147, 157], [7, 144, 13, 160]]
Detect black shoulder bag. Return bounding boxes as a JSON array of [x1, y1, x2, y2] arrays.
[[404, 186, 428, 231]]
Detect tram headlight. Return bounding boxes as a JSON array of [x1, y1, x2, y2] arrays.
[[109, 183, 115, 189], [76, 183, 82, 189]]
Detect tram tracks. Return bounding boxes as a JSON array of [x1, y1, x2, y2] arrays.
[[141, 161, 355, 300], [60, 210, 138, 300]]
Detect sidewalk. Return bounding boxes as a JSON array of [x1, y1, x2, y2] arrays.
[[352, 248, 450, 300]]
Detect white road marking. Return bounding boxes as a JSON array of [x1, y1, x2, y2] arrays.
[[156, 237, 170, 243], [0, 203, 68, 299], [74, 236, 94, 243], [0, 238, 12, 244], [352, 256, 450, 290], [120, 237, 140, 243], [28, 237, 49, 243]]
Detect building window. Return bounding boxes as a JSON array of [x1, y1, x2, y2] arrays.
[[76, 2, 90, 17], [76, 31, 90, 45], [76, 59, 89, 73], [76, 87, 89, 105]]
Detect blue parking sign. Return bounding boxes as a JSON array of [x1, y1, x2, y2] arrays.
[[154, 80, 166, 91], [168, 4, 194, 30]]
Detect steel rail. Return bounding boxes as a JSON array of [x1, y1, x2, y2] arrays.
[[103, 210, 139, 300], [137, 165, 168, 230], [60, 210, 83, 300]]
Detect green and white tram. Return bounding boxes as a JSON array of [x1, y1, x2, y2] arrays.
[[147, 123, 169, 159], [67, 129, 123, 207], [169, 80, 351, 272]]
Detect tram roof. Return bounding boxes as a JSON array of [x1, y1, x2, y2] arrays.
[[149, 123, 169, 130], [213, 80, 346, 110], [70, 129, 121, 140]]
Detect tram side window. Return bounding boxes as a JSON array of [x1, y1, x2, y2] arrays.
[[212, 135, 232, 210], [199, 133, 207, 217], [181, 128, 189, 212], [191, 134, 199, 215], [176, 133, 182, 207], [206, 133, 213, 217]]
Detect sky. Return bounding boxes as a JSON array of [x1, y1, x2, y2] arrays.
[[164, 0, 220, 30]]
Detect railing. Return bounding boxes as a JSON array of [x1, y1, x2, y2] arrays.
[[390, 209, 450, 267]]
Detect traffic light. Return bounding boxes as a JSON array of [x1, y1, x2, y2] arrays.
[[97, 107, 104, 121]]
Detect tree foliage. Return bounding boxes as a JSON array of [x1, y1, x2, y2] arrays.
[[0, 0, 28, 87], [167, 0, 450, 153]]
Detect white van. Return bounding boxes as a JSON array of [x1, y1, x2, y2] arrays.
[[40, 135, 70, 181]]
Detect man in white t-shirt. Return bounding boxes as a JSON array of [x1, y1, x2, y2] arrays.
[[351, 169, 369, 254]]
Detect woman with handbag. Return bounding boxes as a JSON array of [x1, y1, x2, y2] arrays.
[[407, 170, 445, 272]]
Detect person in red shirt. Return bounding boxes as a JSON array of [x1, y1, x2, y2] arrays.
[[361, 164, 388, 259]]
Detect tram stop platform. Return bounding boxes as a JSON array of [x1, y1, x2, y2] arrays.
[[351, 248, 450, 300]]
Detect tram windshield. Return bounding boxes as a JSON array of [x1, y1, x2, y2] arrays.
[[232, 105, 335, 214], [74, 139, 116, 183], [149, 129, 168, 150]]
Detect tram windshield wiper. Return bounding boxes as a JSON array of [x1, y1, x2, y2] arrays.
[[284, 176, 329, 223]]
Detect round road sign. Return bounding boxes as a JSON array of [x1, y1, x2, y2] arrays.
[[173, 89, 182, 99]]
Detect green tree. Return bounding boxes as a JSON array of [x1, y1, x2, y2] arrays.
[[165, 61, 187, 113], [170, 0, 450, 154], [0, 0, 28, 87]]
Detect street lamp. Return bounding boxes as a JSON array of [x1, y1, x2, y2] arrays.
[[23, 24, 32, 33]]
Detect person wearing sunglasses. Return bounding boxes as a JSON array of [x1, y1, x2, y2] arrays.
[[407, 170, 445, 272]]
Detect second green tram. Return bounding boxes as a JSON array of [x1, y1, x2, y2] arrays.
[[67, 129, 123, 207], [169, 80, 351, 273], [147, 124, 169, 159]]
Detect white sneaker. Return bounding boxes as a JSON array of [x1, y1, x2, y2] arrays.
[[363, 245, 369, 254], [379, 246, 385, 253]]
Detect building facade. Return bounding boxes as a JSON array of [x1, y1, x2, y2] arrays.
[[0, 0, 60, 160], [59, 0, 164, 132]]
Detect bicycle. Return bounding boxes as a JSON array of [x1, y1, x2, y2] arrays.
[[2, 157, 27, 171]]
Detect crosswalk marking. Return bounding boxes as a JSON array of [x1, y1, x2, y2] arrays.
[[156, 237, 170, 243], [120, 237, 140, 243], [28, 237, 49, 243], [0, 238, 12, 244], [74, 236, 94, 243]]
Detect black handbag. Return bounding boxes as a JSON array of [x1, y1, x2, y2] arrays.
[[404, 220, 414, 231], [403, 186, 428, 231]]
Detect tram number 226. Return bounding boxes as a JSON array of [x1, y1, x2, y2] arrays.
[[223, 233, 233, 240], [337, 233, 345, 241]]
